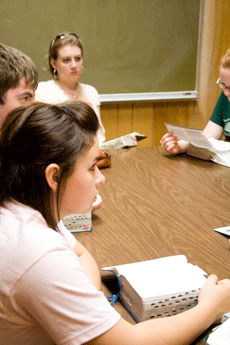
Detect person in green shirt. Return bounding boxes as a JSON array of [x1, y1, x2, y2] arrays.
[[161, 48, 230, 154]]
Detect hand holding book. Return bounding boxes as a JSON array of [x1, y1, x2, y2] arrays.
[[164, 123, 230, 167]]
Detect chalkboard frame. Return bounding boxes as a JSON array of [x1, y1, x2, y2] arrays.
[[0, 0, 203, 103]]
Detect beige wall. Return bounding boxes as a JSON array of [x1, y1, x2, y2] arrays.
[[101, 0, 230, 147]]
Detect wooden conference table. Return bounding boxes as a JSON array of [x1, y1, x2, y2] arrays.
[[74, 147, 230, 344]]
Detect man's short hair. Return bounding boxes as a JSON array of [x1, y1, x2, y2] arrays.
[[0, 44, 38, 104]]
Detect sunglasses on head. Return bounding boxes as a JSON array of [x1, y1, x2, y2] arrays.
[[51, 33, 79, 47]]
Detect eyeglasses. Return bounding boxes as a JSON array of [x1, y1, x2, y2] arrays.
[[216, 78, 230, 92], [51, 33, 79, 47]]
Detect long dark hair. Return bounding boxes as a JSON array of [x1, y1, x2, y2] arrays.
[[0, 101, 99, 229]]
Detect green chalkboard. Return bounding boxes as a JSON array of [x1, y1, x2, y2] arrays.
[[0, 0, 201, 99]]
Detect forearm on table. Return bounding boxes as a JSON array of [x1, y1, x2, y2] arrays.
[[88, 303, 214, 345], [132, 303, 214, 345]]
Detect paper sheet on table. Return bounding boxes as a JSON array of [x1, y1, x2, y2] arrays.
[[214, 225, 230, 238], [100, 132, 146, 149]]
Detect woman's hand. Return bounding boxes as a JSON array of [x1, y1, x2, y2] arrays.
[[198, 275, 230, 324], [160, 132, 189, 154]]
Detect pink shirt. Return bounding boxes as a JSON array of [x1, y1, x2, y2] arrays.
[[0, 202, 120, 345]]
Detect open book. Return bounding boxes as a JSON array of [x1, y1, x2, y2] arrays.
[[100, 132, 146, 150], [165, 123, 230, 167], [205, 318, 230, 345], [101, 255, 207, 322]]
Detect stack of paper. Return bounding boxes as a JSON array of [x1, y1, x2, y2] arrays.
[[101, 255, 207, 322]]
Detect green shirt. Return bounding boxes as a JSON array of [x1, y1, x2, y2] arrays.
[[210, 91, 230, 140]]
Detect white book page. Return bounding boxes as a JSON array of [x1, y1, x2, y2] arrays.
[[208, 138, 230, 152], [206, 138, 230, 167], [165, 123, 213, 149], [207, 318, 230, 345], [102, 255, 187, 275], [102, 255, 207, 299]]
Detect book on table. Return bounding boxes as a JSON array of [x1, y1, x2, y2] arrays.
[[165, 123, 230, 168], [101, 255, 207, 322], [62, 212, 92, 233], [100, 132, 146, 149]]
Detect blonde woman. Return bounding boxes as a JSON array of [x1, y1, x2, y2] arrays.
[[35, 32, 105, 145]]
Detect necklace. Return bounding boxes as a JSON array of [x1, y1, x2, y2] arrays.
[[59, 83, 78, 98]]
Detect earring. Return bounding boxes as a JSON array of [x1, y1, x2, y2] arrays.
[[54, 69, 58, 78]]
